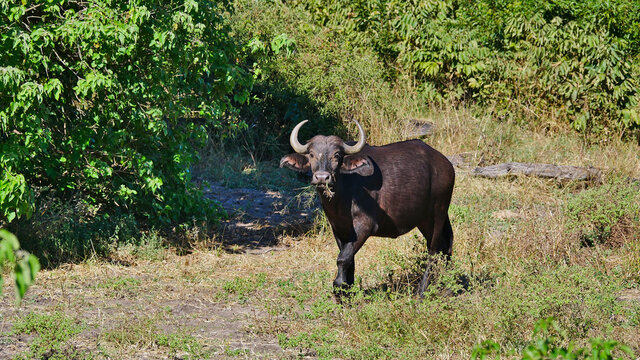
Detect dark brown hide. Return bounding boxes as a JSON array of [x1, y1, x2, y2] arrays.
[[281, 134, 454, 297]]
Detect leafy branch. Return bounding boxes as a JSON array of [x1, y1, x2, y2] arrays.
[[0, 229, 40, 303]]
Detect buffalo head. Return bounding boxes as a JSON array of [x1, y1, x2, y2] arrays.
[[280, 120, 373, 186]]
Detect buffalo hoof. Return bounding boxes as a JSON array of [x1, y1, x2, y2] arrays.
[[332, 280, 352, 302]]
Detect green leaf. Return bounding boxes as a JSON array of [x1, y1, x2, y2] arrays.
[[0, 230, 39, 302]]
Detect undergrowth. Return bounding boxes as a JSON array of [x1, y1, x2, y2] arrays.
[[472, 318, 634, 360], [9, 312, 89, 360], [101, 312, 210, 359], [565, 177, 640, 247], [290, 0, 640, 136]]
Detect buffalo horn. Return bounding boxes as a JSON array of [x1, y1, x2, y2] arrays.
[[343, 120, 366, 154], [290, 120, 310, 154]]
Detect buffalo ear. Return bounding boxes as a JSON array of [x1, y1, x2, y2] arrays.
[[340, 155, 373, 176], [280, 154, 310, 173]]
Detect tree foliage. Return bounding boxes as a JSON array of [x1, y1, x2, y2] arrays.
[[0, 0, 252, 226], [292, 0, 640, 135]]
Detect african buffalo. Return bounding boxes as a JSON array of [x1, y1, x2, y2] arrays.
[[280, 120, 455, 296]]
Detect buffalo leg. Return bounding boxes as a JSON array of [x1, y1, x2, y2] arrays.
[[416, 214, 453, 296], [333, 241, 356, 289], [438, 215, 454, 257], [333, 231, 368, 296]]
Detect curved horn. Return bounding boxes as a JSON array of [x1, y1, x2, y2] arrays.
[[343, 120, 366, 154], [289, 120, 310, 153]]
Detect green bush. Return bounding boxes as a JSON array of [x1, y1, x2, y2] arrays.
[[0, 170, 33, 223], [472, 318, 634, 359], [290, 0, 640, 136], [565, 178, 640, 247], [0, 0, 252, 227]]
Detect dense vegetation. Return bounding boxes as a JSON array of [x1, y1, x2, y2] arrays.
[[291, 0, 640, 135], [3, 0, 639, 249], [0, 0, 251, 230]]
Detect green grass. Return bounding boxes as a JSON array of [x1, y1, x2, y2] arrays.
[[122, 230, 168, 262], [223, 346, 250, 357], [96, 276, 141, 297], [196, 151, 308, 191], [565, 177, 640, 247], [155, 332, 208, 359], [219, 272, 268, 303], [9, 312, 90, 360], [259, 261, 638, 359], [101, 313, 211, 359]]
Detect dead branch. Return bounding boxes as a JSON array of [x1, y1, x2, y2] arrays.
[[470, 162, 602, 182]]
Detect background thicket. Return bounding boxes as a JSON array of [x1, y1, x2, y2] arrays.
[[0, 0, 251, 226], [0, 0, 253, 262], [291, 0, 640, 135], [3, 0, 640, 253]]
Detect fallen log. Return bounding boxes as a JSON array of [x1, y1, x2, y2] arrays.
[[446, 152, 477, 168], [470, 162, 602, 182], [405, 119, 435, 139]]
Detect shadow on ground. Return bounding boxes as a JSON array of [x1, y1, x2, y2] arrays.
[[204, 182, 319, 254]]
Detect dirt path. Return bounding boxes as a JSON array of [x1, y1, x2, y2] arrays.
[[1, 184, 320, 359], [204, 183, 319, 253], [1, 282, 285, 359]]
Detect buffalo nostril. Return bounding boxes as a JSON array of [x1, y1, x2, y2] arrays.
[[313, 172, 330, 183]]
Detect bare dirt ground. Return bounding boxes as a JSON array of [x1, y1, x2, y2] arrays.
[[204, 182, 318, 253], [0, 184, 320, 360]]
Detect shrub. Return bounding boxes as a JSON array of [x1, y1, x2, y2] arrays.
[[11, 197, 140, 267], [472, 318, 634, 359], [0, 0, 252, 228], [565, 178, 640, 247]]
